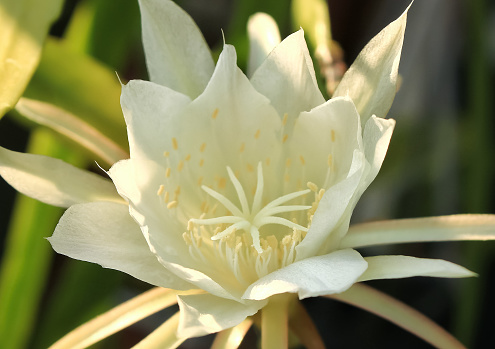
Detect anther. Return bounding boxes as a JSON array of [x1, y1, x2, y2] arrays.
[[212, 108, 219, 119], [157, 184, 164, 196], [172, 138, 178, 150], [167, 200, 178, 209]]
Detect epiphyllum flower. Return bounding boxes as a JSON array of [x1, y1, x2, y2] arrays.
[[1, 0, 495, 347]]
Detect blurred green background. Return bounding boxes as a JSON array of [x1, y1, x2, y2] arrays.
[[0, 0, 494, 348]]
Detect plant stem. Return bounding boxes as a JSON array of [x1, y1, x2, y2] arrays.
[[261, 294, 291, 349]]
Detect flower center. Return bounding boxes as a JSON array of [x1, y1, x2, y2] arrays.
[[188, 163, 311, 254]]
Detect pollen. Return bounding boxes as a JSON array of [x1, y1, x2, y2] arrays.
[[247, 163, 255, 172], [177, 160, 184, 172], [307, 182, 318, 192], [167, 200, 178, 209], [218, 177, 227, 189], [163, 151, 170, 157], [185, 154, 191, 161], [200, 143, 206, 152], [254, 129, 261, 139], [266, 158, 271, 166], [285, 158, 292, 168], [212, 108, 219, 119], [156, 184, 164, 196], [172, 137, 178, 150], [165, 167, 171, 178]]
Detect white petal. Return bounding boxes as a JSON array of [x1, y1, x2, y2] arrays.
[[250, 30, 325, 123], [121, 79, 191, 162], [340, 214, 495, 249], [247, 13, 281, 77], [333, 4, 410, 124], [243, 249, 367, 300], [177, 293, 264, 338], [361, 115, 395, 188], [48, 201, 193, 290], [0, 146, 121, 208], [289, 96, 362, 187], [138, 0, 215, 98], [296, 151, 366, 259], [358, 255, 476, 282], [327, 284, 467, 349]]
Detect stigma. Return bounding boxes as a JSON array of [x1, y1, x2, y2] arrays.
[[188, 163, 310, 253]]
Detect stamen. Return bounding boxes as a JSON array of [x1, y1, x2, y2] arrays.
[[212, 108, 219, 119], [172, 138, 178, 150]]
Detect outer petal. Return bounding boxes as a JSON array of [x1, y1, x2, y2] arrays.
[[177, 293, 265, 338], [48, 201, 193, 290], [340, 214, 495, 249], [0, 146, 121, 207], [357, 255, 476, 282], [333, 4, 410, 124], [138, 0, 215, 98], [242, 249, 367, 300], [250, 30, 325, 125], [247, 13, 281, 77], [327, 284, 467, 349]]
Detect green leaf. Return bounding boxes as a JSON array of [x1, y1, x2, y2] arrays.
[[0, 0, 64, 118], [24, 38, 128, 150], [0, 129, 83, 349]]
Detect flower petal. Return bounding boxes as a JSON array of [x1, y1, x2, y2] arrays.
[[340, 214, 495, 249], [289, 96, 362, 188], [247, 13, 281, 77], [121, 79, 191, 162], [327, 284, 467, 349], [211, 319, 253, 349], [15, 98, 128, 166], [333, 4, 410, 124], [358, 255, 476, 282], [296, 151, 366, 259], [138, 0, 215, 98], [50, 288, 178, 349], [0, 146, 121, 207], [177, 293, 264, 338], [243, 249, 367, 300], [133, 312, 184, 349], [361, 115, 395, 189], [48, 201, 193, 290], [250, 30, 325, 123]]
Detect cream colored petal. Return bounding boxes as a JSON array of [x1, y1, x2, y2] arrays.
[[243, 249, 367, 300], [289, 96, 362, 187], [50, 288, 178, 349], [327, 284, 467, 349], [48, 201, 193, 290], [177, 293, 265, 338], [16, 98, 128, 166], [340, 214, 495, 249], [133, 312, 184, 349], [120, 79, 191, 162], [358, 255, 476, 282], [296, 151, 366, 259], [361, 115, 395, 189], [250, 30, 325, 125], [333, 4, 410, 124], [247, 13, 281, 77], [211, 319, 253, 349], [0, 146, 121, 207], [138, 0, 214, 98]]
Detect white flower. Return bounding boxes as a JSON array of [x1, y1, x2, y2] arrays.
[[1, 0, 494, 345]]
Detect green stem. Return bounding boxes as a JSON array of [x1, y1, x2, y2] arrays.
[[261, 294, 291, 349]]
